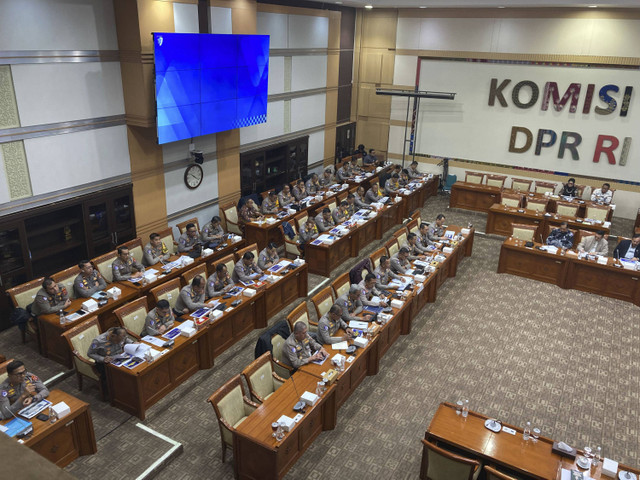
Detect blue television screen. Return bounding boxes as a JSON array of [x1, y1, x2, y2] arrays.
[[154, 33, 269, 144]]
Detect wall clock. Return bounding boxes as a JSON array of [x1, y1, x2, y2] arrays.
[[184, 164, 203, 189]]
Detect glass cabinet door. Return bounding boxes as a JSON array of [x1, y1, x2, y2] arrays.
[[112, 195, 133, 233]]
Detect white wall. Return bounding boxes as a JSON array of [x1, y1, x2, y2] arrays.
[[0, 0, 130, 207], [391, 14, 640, 219], [25, 126, 130, 196]]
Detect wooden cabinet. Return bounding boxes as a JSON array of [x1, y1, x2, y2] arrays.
[[0, 184, 135, 330], [240, 136, 308, 196]]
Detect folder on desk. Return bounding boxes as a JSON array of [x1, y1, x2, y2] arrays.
[[349, 320, 369, 330], [0, 417, 32, 438]]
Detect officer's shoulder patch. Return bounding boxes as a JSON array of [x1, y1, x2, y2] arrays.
[[149, 320, 154, 326], [291, 346, 296, 353], [1, 390, 7, 397], [322, 325, 328, 331], [31, 375, 39, 381]]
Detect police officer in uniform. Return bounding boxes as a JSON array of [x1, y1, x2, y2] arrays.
[[143, 233, 171, 266], [336, 161, 353, 182], [401, 233, 427, 259], [334, 285, 373, 323], [365, 181, 385, 204], [258, 242, 279, 270], [174, 275, 215, 315], [74, 260, 107, 298], [207, 263, 234, 298], [305, 173, 322, 194], [88, 326, 133, 393], [357, 273, 389, 307], [320, 168, 335, 187], [315, 207, 336, 233], [278, 184, 295, 209], [374, 255, 401, 290], [177, 223, 201, 253], [428, 214, 446, 242], [200, 216, 225, 248], [299, 218, 319, 246], [0, 360, 49, 419], [353, 186, 372, 210], [141, 299, 175, 336], [283, 321, 328, 369], [262, 191, 279, 215], [408, 160, 422, 179], [232, 252, 263, 283], [31, 277, 71, 316], [390, 247, 412, 275], [332, 200, 350, 224], [292, 179, 308, 202], [112, 246, 145, 282], [316, 305, 354, 345], [418, 222, 435, 250], [385, 173, 401, 195]]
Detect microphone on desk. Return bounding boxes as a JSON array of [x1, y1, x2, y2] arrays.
[[290, 373, 306, 413]]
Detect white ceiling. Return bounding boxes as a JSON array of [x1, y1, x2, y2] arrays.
[[311, 0, 640, 8]]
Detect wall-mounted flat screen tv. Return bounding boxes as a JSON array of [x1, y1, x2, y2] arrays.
[[153, 32, 269, 144]]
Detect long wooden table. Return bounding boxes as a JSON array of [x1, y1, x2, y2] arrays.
[[107, 262, 307, 419], [231, 226, 475, 479], [452, 181, 614, 221], [233, 371, 337, 480], [424, 402, 639, 480], [486, 204, 610, 240], [37, 239, 246, 368], [0, 389, 97, 468], [498, 238, 640, 306]]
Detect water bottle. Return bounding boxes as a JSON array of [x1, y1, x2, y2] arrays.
[[523, 421, 531, 441], [461, 399, 469, 418], [593, 446, 601, 466], [59, 309, 66, 325]]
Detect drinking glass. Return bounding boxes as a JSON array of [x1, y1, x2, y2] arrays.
[[455, 400, 463, 415], [532, 427, 540, 443], [275, 423, 285, 441]]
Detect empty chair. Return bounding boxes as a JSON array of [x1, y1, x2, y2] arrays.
[[534, 181, 556, 195], [585, 204, 610, 222], [407, 219, 420, 235], [511, 224, 537, 242], [420, 439, 481, 480], [0, 359, 12, 384], [555, 201, 579, 217], [384, 237, 399, 258], [7, 277, 45, 346], [207, 374, 259, 463], [279, 224, 303, 259], [510, 178, 532, 192], [465, 171, 484, 184], [442, 174, 457, 194], [486, 174, 507, 188], [484, 465, 521, 480], [114, 297, 149, 339], [394, 228, 408, 248], [574, 184, 587, 198], [61, 317, 105, 398], [221, 202, 242, 235], [311, 286, 335, 322], [500, 193, 522, 208], [149, 278, 181, 310], [525, 197, 548, 213], [241, 351, 285, 404], [410, 209, 422, 225], [331, 271, 351, 299]]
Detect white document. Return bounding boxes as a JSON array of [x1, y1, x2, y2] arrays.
[[349, 320, 369, 330], [144, 269, 159, 277], [331, 341, 349, 350], [413, 260, 429, 267], [142, 335, 166, 347], [124, 343, 150, 357], [178, 320, 195, 330], [560, 469, 591, 480]]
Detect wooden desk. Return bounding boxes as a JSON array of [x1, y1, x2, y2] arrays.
[[108, 291, 265, 419], [2, 389, 97, 467], [377, 198, 405, 238], [497, 238, 571, 287], [300, 331, 379, 409], [565, 255, 640, 306], [401, 176, 438, 219], [450, 182, 502, 212], [486, 204, 546, 239], [263, 263, 308, 319], [305, 230, 355, 277], [38, 283, 139, 368], [424, 402, 639, 480], [233, 371, 337, 480]]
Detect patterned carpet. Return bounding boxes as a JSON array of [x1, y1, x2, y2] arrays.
[[1, 193, 638, 479]]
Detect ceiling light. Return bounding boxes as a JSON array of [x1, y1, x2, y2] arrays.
[[588, 4, 598, 7], [335, 1, 342, 3], [420, 5, 427, 8], [498, 6, 506, 8], [364, 5, 373, 9]]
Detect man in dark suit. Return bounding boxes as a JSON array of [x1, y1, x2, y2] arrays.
[[613, 232, 640, 261]]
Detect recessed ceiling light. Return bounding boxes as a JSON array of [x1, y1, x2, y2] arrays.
[[498, 6, 506, 8], [420, 5, 427, 8], [588, 4, 598, 7], [365, 4, 373, 9], [335, 1, 342, 3]]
